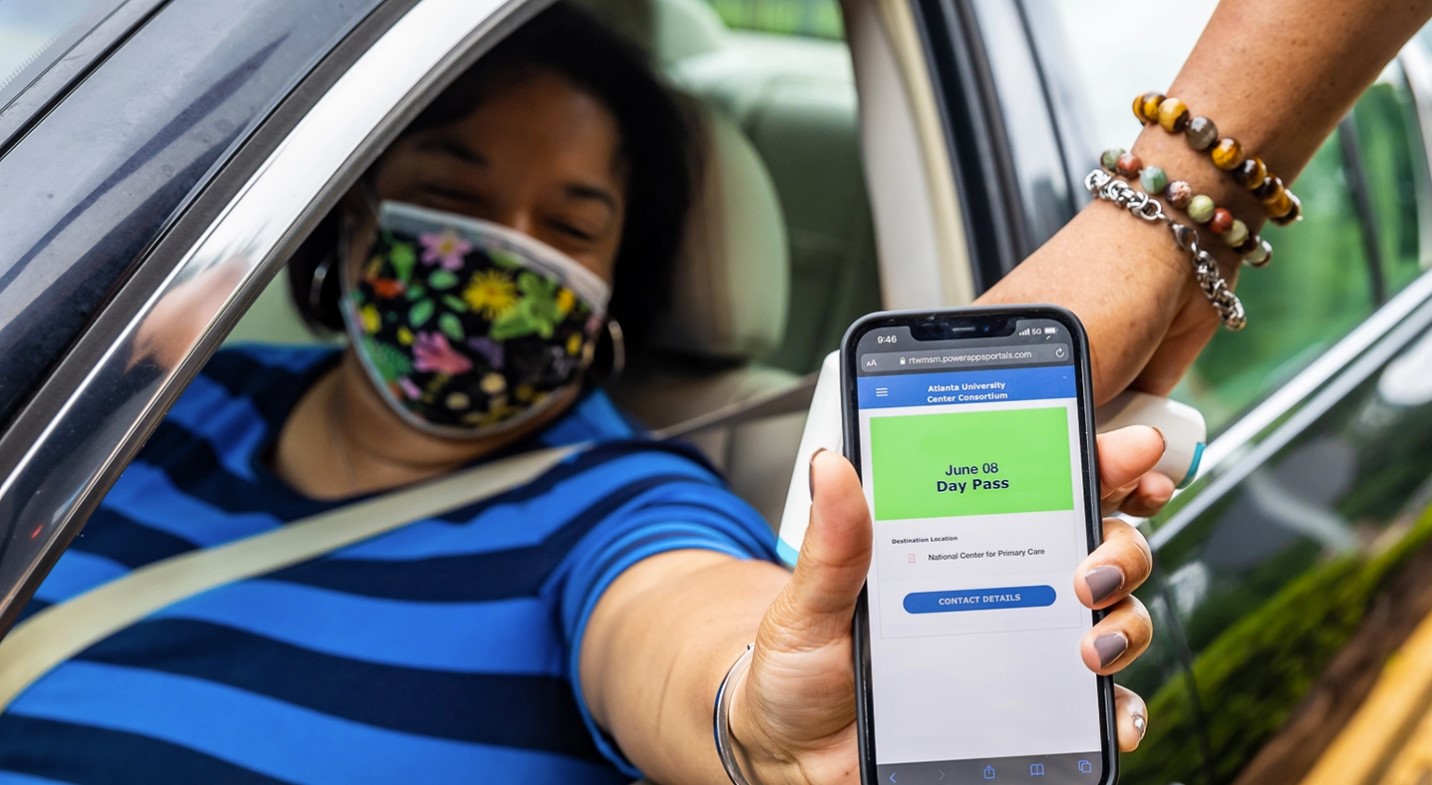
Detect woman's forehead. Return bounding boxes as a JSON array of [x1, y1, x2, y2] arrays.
[[422, 70, 627, 190]]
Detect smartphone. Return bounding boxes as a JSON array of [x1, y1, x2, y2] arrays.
[[842, 306, 1115, 785]]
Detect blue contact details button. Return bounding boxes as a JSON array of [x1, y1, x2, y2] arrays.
[[903, 585, 1057, 614]]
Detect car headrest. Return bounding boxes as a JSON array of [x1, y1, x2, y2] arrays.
[[647, 105, 789, 361]]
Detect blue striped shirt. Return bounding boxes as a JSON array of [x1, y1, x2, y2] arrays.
[[0, 344, 776, 785]]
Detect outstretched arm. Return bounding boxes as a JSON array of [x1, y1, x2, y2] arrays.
[[580, 2, 1432, 782], [981, 0, 1432, 402], [580, 429, 1164, 785]]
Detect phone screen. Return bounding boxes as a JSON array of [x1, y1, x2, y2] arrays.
[[849, 313, 1107, 784]]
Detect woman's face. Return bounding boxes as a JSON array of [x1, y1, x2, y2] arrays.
[[363, 67, 628, 281]]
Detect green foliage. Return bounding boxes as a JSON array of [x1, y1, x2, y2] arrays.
[[1173, 80, 1429, 436], [408, 299, 434, 328], [427, 269, 459, 290], [1124, 504, 1432, 785], [1353, 81, 1425, 293], [489, 272, 566, 340], [489, 248, 523, 270], [360, 336, 411, 380], [1173, 132, 1375, 433], [439, 313, 464, 342], [704, 0, 843, 39], [389, 242, 416, 283]]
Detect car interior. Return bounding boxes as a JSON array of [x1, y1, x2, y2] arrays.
[[224, 0, 882, 525]]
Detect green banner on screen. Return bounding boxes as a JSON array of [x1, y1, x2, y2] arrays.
[[869, 407, 1074, 520]]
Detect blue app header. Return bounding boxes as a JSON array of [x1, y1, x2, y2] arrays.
[[857, 366, 1075, 409]]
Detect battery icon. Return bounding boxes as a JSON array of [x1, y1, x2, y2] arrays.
[[1044, 327, 1057, 334]]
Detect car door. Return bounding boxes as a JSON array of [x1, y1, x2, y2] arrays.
[[0, 0, 539, 635], [920, 2, 1432, 784]]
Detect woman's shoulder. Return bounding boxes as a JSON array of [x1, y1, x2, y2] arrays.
[[199, 343, 340, 395], [158, 343, 339, 448]]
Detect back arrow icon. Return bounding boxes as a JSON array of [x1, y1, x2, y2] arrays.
[[888, 773, 897, 783]]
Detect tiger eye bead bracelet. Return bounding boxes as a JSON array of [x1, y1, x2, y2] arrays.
[[1101, 148, 1274, 267], [1133, 92, 1302, 226]]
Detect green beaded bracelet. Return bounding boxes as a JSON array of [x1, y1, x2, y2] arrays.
[[1099, 149, 1274, 267]]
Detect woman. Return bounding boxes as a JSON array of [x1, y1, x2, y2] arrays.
[[0, 5, 1162, 784]]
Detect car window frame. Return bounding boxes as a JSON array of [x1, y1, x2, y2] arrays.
[[908, 0, 1029, 293], [0, 0, 547, 636], [1148, 42, 1432, 545], [0, 0, 170, 154], [956, 9, 1432, 780], [1005, 0, 1432, 492]]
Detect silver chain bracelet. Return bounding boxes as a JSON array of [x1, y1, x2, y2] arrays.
[[1083, 169, 1247, 331], [714, 643, 758, 785]]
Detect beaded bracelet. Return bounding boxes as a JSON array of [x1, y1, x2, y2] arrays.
[[1100, 147, 1273, 267], [1132, 92, 1303, 227], [1085, 169, 1247, 331]]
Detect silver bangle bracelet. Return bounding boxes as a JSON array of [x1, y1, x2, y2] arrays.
[[1084, 168, 1247, 331], [713, 643, 758, 785]]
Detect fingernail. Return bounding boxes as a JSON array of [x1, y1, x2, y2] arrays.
[[1150, 425, 1166, 453], [809, 448, 827, 501], [1094, 632, 1128, 668], [1131, 713, 1147, 740], [1085, 565, 1125, 604]]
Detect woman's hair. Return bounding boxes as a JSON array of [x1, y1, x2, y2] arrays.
[[289, 3, 699, 344]]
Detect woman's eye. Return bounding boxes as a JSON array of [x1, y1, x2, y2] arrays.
[[551, 221, 596, 242], [424, 185, 485, 210]]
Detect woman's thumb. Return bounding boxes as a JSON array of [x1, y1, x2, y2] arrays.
[[761, 450, 873, 652]]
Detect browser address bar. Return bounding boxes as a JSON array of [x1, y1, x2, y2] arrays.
[[860, 344, 1071, 373]]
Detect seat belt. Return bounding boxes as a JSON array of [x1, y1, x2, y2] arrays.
[[0, 375, 816, 712]]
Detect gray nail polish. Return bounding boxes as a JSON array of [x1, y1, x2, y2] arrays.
[[1085, 566, 1125, 604], [809, 448, 827, 501], [1132, 714, 1147, 739], [1094, 633, 1128, 668]]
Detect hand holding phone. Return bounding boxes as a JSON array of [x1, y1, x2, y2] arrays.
[[841, 306, 1124, 784], [717, 307, 1157, 785]]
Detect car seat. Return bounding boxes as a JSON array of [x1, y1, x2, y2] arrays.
[[587, 0, 882, 375], [605, 102, 802, 526]]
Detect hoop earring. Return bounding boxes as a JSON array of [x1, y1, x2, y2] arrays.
[[605, 318, 626, 378], [310, 252, 336, 314], [316, 210, 357, 317]]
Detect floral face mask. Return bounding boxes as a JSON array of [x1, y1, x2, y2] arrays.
[[340, 201, 610, 438]]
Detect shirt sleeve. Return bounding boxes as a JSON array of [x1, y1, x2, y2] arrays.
[[549, 446, 779, 777]]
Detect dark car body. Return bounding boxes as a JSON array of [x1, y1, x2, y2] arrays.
[[2, 1, 1431, 784]]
